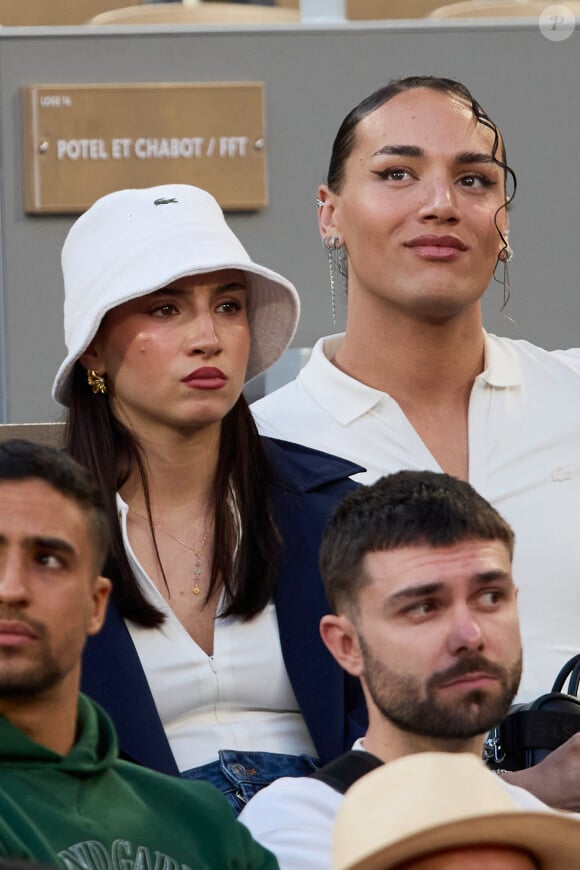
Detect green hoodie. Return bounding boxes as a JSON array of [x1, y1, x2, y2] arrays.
[[0, 694, 277, 870]]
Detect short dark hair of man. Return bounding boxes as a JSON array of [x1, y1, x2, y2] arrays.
[[0, 438, 110, 573], [320, 470, 515, 614]]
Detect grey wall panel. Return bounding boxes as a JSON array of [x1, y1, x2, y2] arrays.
[[0, 21, 579, 421]]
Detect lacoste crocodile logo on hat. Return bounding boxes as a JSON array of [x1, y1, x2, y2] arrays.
[[154, 197, 178, 206]]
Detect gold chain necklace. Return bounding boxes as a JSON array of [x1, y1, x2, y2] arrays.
[[129, 506, 210, 596]]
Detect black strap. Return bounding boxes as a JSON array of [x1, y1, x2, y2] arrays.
[[501, 709, 580, 752], [552, 653, 580, 693], [310, 750, 383, 794]]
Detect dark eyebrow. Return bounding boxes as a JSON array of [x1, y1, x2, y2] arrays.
[[371, 146, 495, 167], [151, 282, 247, 298], [214, 282, 247, 294], [456, 151, 495, 166], [150, 287, 187, 299], [0, 534, 77, 557], [373, 145, 424, 159], [389, 581, 444, 604], [31, 536, 77, 558], [472, 570, 512, 584], [389, 571, 511, 605]]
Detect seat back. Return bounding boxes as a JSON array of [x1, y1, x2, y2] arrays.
[[90, 2, 300, 24], [429, 0, 580, 17], [0, 422, 65, 449], [346, 0, 451, 18]]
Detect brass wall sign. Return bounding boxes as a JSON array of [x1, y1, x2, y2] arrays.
[[21, 83, 267, 213]]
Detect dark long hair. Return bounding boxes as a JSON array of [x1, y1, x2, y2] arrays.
[[65, 361, 280, 627]]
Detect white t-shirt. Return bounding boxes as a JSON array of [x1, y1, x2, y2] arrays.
[[118, 494, 316, 770], [252, 331, 580, 702], [239, 747, 569, 870]]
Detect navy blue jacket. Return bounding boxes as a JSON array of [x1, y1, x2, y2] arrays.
[[81, 438, 367, 775]]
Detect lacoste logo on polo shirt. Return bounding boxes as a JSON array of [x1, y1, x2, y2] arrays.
[[552, 467, 573, 482], [154, 197, 178, 206]]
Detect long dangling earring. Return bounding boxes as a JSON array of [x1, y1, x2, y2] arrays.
[[322, 235, 345, 325], [87, 369, 107, 395], [500, 235, 514, 310], [318, 193, 348, 325]]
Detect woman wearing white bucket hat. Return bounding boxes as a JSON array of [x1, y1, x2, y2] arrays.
[[52, 184, 366, 813]]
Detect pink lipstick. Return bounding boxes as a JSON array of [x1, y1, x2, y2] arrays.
[[405, 234, 468, 261]]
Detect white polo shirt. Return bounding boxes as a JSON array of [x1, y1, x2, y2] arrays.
[[252, 331, 580, 702]]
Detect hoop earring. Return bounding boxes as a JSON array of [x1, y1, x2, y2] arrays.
[[322, 235, 346, 325], [87, 369, 107, 395]]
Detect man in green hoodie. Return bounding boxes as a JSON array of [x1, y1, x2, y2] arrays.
[[0, 438, 276, 870]]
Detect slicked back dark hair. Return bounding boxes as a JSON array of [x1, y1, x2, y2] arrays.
[[0, 438, 110, 574], [320, 470, 514, 613], [325, 75, 517, 286]]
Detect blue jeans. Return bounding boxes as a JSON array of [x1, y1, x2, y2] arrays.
[[181, 749, 319, 815]]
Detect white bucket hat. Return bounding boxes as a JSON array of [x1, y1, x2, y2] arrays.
[[333, 752, 580, 870], [52, 184, 300, 406]]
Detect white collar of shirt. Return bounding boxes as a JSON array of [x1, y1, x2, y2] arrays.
[[299, 330, 521, 427], [116, 492, 171, 611]]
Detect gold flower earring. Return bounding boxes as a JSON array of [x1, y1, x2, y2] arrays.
[[87, 369, 107, 395]]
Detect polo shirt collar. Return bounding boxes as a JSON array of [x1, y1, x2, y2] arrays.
[[299, 330, 521, 427], [299, 334, 385, 426], [479, 331, 522, 388]]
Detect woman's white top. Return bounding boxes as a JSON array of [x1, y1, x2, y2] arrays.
[[118, 494, 316, 770]]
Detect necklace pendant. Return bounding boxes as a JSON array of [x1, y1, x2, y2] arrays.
[[193, 555, 202, 596]]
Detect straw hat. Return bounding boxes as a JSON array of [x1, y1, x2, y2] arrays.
[[52, 184, 300, 406], [333, 752, 580, 870]]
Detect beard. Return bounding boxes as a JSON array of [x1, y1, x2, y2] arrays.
[[359, 636, 522, 739], [0, 612, 64, 698]]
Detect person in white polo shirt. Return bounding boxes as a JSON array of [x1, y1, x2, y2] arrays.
[[252, 75, 580, 806]]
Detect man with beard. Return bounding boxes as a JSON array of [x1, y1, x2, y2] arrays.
[[0, 438, 276, 869], [239, 470, 560, 870]]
